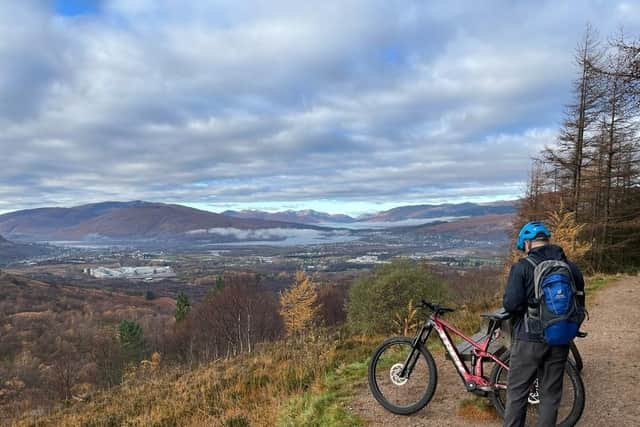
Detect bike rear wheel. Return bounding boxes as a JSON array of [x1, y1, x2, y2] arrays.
[[489, 350, 585, 427], [368, 336, 437, 415], [569, 341, 583, 372]]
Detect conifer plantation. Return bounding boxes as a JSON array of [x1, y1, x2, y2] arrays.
[[521, 27, 640, 271]]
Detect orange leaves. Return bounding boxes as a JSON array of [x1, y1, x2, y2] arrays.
[[547, 210, 592, 263], [279, 271, 319, 338]]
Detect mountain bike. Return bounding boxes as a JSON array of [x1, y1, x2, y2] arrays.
[[368, 300, 585, 427]]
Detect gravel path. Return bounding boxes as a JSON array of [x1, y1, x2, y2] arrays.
[[350, 275, 640, 426]]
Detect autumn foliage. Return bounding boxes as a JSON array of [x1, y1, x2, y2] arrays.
[[279, 271, 319, 338]]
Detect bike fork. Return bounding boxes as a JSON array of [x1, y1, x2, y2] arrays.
[[400, 323, 433, 378]]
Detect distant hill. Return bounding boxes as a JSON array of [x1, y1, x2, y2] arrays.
[[407, 213, 514, 241], [0, 200, 518, 243], [0, 234, 51, 266], [0, 201, 323, 242], [223, 209, 357, 224], [223, 201, 517, 225], [363, 201, 517, 222]]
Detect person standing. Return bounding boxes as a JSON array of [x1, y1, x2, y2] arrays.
[[502, 221, 586, 427]]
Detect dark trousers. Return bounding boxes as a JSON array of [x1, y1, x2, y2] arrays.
[[503, 339, 570, 427]]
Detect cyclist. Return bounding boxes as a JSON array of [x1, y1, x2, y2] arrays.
[[502, 221, 585, 427]]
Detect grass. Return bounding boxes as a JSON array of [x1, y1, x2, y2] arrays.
[[277, 359, 368, 427], [12, 334, 377, 427], [585, 273, 617, 294], [277, 335, 377, 427]]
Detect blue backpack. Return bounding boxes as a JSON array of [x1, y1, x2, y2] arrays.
[[524, 258, 585, 345]]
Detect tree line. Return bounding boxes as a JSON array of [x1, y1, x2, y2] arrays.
[[521, 26, 640, 271]]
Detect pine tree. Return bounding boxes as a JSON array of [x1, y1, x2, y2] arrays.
[[175, 292, 191, 322], [118, 320, 145, 362]]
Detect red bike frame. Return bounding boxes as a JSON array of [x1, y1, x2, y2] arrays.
[[429, 312, 509, 391]]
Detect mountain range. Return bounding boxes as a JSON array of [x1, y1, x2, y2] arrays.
[[0, 201, 321, 242], [224, 200, 517, 224], [0, 200, 517, 243]]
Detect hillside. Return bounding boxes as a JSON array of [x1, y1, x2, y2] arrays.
[[17, 275, 635, 427], [0, 201, 323, 242], [365, 201, 516, 222], [414, 214, 514, 241], [0, 272, 176, 423], [0, 234, 51, 266]]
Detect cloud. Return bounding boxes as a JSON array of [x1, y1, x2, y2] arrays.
[[1, 1, 638, 214], [185, 226, 353, 245]]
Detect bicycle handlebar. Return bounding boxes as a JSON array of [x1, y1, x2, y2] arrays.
[[420, 299, 455, 314]]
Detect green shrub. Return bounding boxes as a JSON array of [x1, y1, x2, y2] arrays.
[[346, 260, 448, 334]]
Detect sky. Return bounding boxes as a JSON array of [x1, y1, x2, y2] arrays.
[[1, 1, 639, 215]]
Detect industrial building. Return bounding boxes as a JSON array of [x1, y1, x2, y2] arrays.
[[85, 266, 176, 280]]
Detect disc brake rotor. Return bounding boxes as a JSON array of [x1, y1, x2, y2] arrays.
[[390, 363, 409, 386]]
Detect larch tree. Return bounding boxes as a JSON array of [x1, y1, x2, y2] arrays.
[[520, 26, 640, 272], [279, 271, 319, 338], [545, 25, 603, 220], [546, 209, 592, 266]]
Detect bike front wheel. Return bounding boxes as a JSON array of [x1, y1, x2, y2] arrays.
[[368, 336, 437, 415], [489, 350, 585, 427]]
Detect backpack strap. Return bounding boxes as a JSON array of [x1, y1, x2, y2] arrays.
[[523, 256, 540, 304], [524, 257, 538, 268]]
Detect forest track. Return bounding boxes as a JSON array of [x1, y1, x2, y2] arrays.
[[350, 275, 640, 426]]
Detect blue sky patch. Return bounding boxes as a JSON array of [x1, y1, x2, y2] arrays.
[[54, 0, 101, 16]]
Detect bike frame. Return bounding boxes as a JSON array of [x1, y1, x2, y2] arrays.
[[403, 312, 509, 392]]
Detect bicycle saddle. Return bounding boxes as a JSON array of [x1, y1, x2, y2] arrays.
[[480, 308, 511, 321]]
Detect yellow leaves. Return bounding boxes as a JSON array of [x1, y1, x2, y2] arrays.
[[279, 271, 319, 338], [547, 210, 591, 263], [392, 299, 419, 336], [140, 352, 162, 373]]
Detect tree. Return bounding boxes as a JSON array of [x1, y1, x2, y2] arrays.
[[521, 26, 640, 272], [118, 320, 145, 363], [316, 283, 348, 327], [546, 209, 592, 266], [91, 329, 125, 387], [347, 260, 448, 334], [279, 271, 319, 338], [545, 25, 603, 219], [43, 340, 83, 401], [188, 280, 282, 360], [175, 292, 191, 322]]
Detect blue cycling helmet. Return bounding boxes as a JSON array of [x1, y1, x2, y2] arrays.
[[517, 221, 551, 251]]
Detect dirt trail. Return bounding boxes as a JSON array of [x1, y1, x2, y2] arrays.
[[350, 276, 640, 426]]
